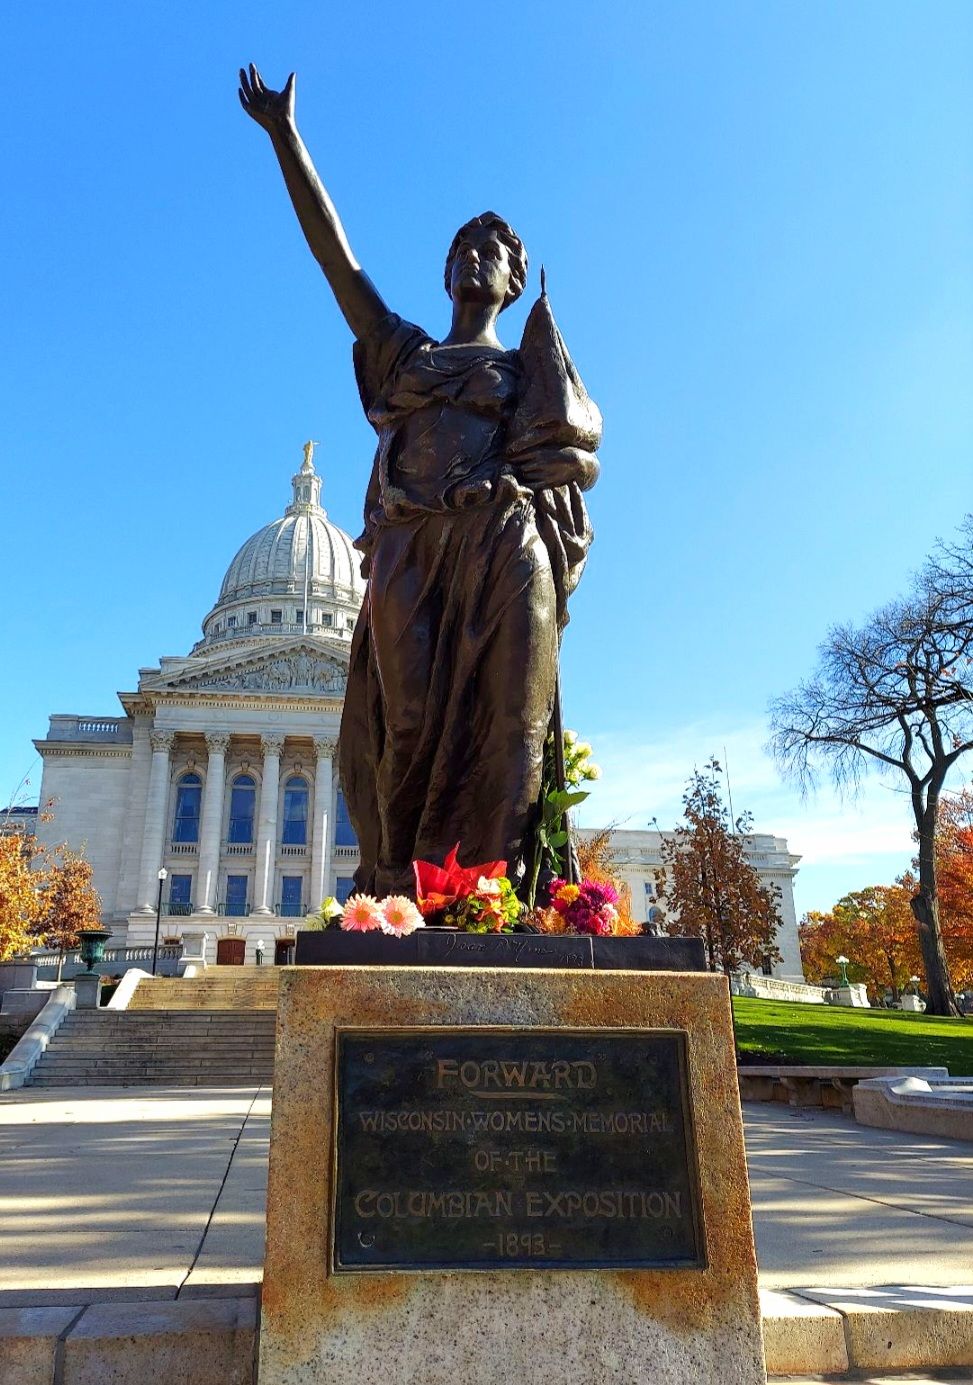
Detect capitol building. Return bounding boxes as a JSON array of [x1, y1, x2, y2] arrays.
[[31, 446, 805, 978]]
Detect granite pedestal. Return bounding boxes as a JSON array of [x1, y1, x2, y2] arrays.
[[259, 965, 765, 1384]]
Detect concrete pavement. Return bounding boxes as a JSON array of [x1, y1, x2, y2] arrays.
[[746, 1102, 973, 1290], [1, 1089, 972, 1377], [0, 1086, 268, 1304], [0, 1090, 970, 1304]]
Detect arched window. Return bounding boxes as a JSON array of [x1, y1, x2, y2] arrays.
[[281, 776, 309, 845], [172, 773, 201, 843], [335, 788, 358, 847], [228, 774, 256, 844]]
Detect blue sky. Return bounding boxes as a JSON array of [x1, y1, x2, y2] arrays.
[[2, 1, 971, 916]]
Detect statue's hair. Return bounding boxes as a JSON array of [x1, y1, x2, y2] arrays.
[[444, 212, 528, 310]]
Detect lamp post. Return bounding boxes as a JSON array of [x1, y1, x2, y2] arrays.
[[255, 938, 265, 966], [835, 954, 850, 988], [152, 868, 168, 976]]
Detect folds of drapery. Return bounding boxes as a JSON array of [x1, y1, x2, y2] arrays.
[[340, 290, 602, 893]]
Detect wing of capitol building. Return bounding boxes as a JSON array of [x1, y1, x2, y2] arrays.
[[29, 445, 805, 983]]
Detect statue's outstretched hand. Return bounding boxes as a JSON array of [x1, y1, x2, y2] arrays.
[[239, 64, 295, 133]]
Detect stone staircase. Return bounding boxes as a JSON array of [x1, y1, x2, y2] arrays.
[[127, 968, 282, 1011], [28, 1009, 277, 1086], [28, 970, 282, 1087]]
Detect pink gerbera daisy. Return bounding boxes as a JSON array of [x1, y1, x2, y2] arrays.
[[381, 895, 425, 937], [340, 894, 384, 932]]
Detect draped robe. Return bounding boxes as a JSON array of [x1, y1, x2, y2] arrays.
[[339, 291, 601, 897]]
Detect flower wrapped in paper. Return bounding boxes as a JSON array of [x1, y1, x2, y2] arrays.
[[412, 843, 507, 917]]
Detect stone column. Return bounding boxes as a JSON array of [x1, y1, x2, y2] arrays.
[[136, 729, 175, 913], [115, 713, 153, 918], [196, 731, 230, 915], [309, 737, 337, 911], [252, 733, 285, 917]]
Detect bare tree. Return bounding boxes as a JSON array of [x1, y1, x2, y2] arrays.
[[769, 573, 973, 1017]]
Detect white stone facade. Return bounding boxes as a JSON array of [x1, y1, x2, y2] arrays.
[[580, 827, 804, 983], [31, 446, 805, 977]]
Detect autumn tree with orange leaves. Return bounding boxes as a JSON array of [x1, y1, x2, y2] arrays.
[[656, 759, 782, 974], [930, 790, 973, 991], [0, 833, 45, 961], [37, 848, 102, 979], [800, 883, 921, 1002], [0, 794, 102, 969]]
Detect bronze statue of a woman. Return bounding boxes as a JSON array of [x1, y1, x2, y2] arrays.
[[240, 66, 601, 899]]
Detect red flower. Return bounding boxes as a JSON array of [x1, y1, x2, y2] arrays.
[[412, 843, 507, 917]]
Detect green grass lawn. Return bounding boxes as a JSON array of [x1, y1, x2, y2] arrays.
[[733, 996, 973, 1074]]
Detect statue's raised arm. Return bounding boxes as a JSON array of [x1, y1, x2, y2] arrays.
[[239, 65, 388, 340]]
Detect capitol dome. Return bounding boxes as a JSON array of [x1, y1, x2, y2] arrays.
[[195, 444, 366, 653]]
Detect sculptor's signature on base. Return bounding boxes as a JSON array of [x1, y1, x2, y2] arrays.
[[438, 933, 586, 967]]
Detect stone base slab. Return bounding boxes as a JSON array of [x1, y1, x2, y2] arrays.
[[794, 1285, 973, 1372], [260, 965, 766, 1385], [1, 1287, 970, 1381], [0, 1298, 255, 1385], [759, 1288, 849, 1375]]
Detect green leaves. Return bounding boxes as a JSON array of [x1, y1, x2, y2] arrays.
[[546, 790, 589, 816], [539, 786, 588, 854], [524, 740, 597, 908]]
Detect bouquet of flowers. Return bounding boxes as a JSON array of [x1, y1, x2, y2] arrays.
[[440, 875, 522, 933], [412, 843, 506, 917], [336, 844, 522, 938], [539, 877, 620, 936], [340, 894, 424, 936], [412, 843, 522, 932]]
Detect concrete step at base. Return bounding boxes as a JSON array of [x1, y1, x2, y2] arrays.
[[42, 1048, 276, 1059], [63, 1016, 278, 1025], [37, 1060, 275, 1074], [60, 1028, 278, 1036], [57, 1021, 278, 1030], [42, 1041, 278, 1047], [35, 1048, 275, 1061], [29, 1075, 272, 1087], [33, 1063, 275, 1074], [30, 1069, 274, 1080], [58, 1016, 277, 1028]]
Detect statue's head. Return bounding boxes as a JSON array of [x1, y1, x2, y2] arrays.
[[444, 212, 527, 312]]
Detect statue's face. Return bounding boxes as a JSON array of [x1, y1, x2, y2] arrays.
[[449, 225, 512, 309]]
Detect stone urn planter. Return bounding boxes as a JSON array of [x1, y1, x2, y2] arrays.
[[77, 928, 112, 974]]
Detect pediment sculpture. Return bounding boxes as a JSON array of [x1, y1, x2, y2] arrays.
[[171, 648, 348, 695]]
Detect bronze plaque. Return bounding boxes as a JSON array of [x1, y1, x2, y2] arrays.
[[332, 1027, 705, 1272]]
